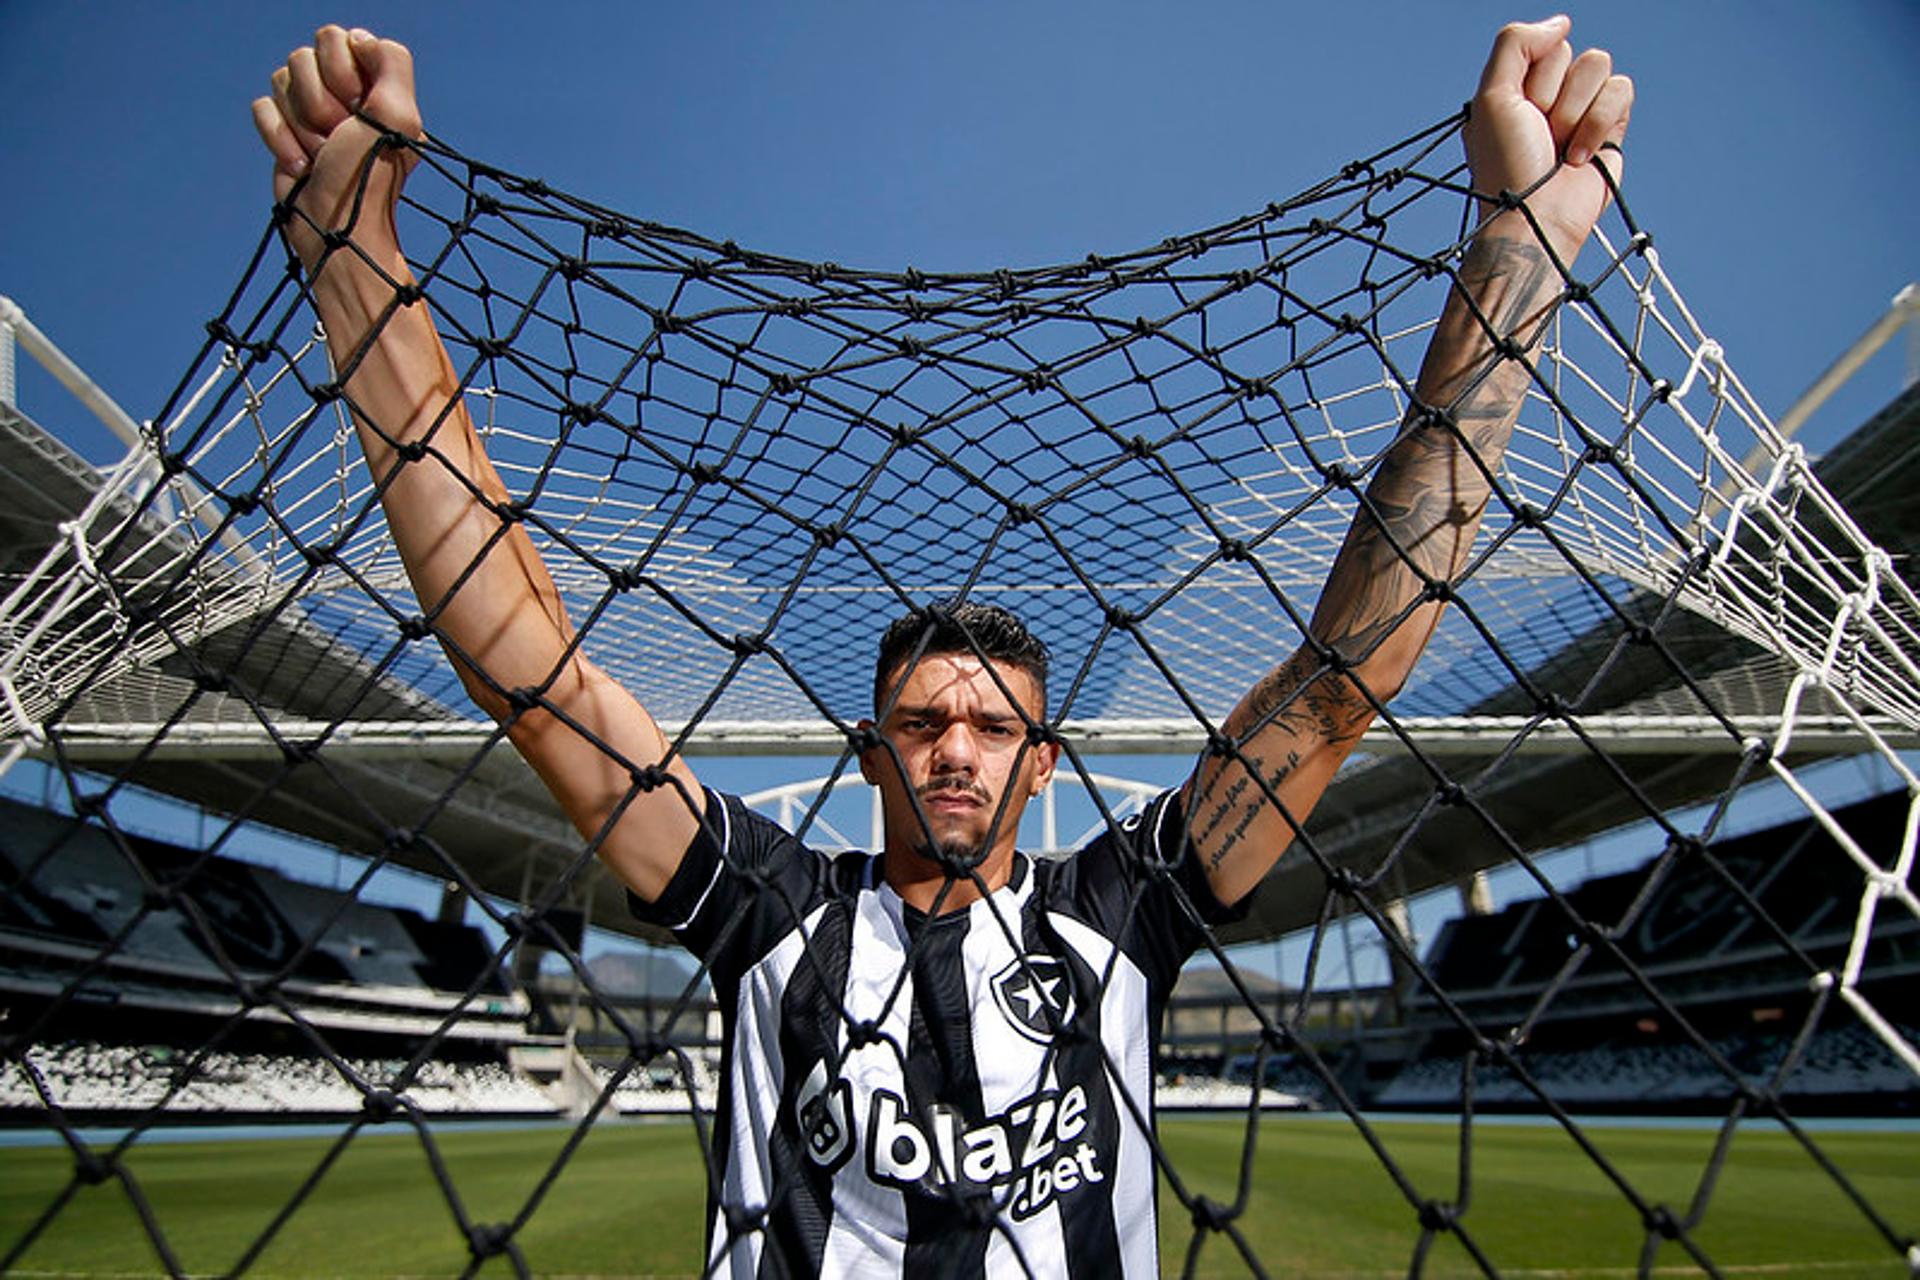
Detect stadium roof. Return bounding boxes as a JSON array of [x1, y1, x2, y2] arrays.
[[5, 379, 1916, 945]]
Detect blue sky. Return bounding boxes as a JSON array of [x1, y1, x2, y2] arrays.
[[3, 2, 1916, 985], [4, 2, 1915, 459]]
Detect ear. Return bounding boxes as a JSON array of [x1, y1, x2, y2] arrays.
[[857, 717, 879, 785], [1028, 738, 1060, 797]]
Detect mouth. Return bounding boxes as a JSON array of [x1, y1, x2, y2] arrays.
[[918, 781, 989, 811]]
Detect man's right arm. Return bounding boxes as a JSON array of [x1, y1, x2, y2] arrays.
[[251, 25, 701, 902]]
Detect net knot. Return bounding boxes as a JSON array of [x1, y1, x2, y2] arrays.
[[850, 726, 882, 752], [74, 1151, 116, 1187], [631, 763, 670, 793], [731, 631, 768, 656], [309, 380, 342, 405], [1564, 280, 1591, 305], [282, 739, 319, 766], [394, 437, 429, 464], [194, 669, 231, 695], [1417, 1199, 1457, 1232], [1189, 1195, 1235, 1233], [1022, 367, 1054, 393], [1666, 834, 1705, 860], [1327, 867, 1363, 896], [767, 372, 798, 396], [812, 523, 842, 549], [847, 1019, 883, 1049], [1423, 578, 1455, 604], [228, 490, 260, 517], [362, 1089, 402, 1121], [391, 281, 422, 307], [467, 1221, 513, 1260], [1436, 782, 1465, 807], [300, 537, 342, 568], [1127, 435, 1154, 460], [475, 336, 511, 359], [397, 615, 432, 643], [903, 267, 927, 291], [159, 449, 188, 479], [505, 686, 541, 714], [610, 565, 644, 592], [1320, 462, 1354, 488], [1025, 724, 1058, 748], [1005, 501, 1035, 525], [1205, 730, 1236, 759], [722, 1202, 766, 1240], [1105, 606, 1135, 631], [688, 461, 721, 486], [1642, 1204, 1681, 1240], [1218, 537, 1249, 563], [1241, 377, 1270, 401], [1583, 442, 1616, 465]]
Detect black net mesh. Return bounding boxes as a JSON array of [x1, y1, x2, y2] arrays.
[[1, 108, 1917, 1277]]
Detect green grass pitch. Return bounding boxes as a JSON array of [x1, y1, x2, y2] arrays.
[[1, 1115, 1913, 1276]]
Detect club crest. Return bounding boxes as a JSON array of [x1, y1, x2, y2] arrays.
[[990, 955, 1076, 1044]]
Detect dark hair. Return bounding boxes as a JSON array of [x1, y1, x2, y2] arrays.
[[873, 601, 1050, 715]]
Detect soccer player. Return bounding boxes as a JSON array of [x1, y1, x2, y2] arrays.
[[253, 18, 1629, 1276]]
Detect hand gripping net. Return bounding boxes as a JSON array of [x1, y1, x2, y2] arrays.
[[1, 108, 1916, 1276]]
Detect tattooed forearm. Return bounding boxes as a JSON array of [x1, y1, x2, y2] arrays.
[[1189, 232, 1561, 898], [1312, 232, 1558, 671]]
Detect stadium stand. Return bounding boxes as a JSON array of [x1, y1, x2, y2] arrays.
[[1374, 789, 1920, 1115], [0, 793, 569, 1121]]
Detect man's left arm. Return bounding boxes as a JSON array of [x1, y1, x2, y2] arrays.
[[1187, 16, 1633, 907]]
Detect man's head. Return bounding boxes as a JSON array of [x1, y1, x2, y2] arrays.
[[861, 602, 1058, 900], [872, 601, 1050, 718]]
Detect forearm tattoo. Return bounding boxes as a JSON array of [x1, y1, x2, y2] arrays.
[[1195, 650, 1370, 873], [1195, 236, 1558, 879], [1316, 235, 1557, 661]]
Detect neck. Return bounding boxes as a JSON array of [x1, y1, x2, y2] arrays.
[[883, 842, 1017, 914]]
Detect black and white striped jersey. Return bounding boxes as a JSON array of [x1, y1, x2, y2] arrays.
[[632, 787, 1245, 1280]]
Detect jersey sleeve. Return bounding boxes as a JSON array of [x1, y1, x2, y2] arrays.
[[1047, 789, 1254, 991], [627, 789, 826, 979]]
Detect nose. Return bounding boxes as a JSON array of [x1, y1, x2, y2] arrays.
[[930, 721, 977, 775]]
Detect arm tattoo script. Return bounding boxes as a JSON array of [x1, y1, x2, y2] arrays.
[[1195, 650, 1371, 873]]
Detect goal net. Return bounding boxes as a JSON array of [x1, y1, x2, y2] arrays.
[[2, 107, 1916, 1275]]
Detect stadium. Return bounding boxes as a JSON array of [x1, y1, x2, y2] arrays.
[[3, 15, 1919, 1275]]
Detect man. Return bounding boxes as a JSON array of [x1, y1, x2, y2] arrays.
[[253, 17, 1629, 1276]]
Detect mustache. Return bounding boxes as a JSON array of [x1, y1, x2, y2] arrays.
[[916, 777, 991, 803]]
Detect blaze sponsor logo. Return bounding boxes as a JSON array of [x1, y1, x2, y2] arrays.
[[864, 1084, 1104, 1220], [990, 954, 1074, 1044]]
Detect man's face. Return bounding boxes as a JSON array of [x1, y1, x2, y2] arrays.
[[860, 652, 1058, 877]]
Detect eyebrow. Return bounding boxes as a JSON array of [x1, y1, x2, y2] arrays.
[[888, 704, 1020, 725]]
